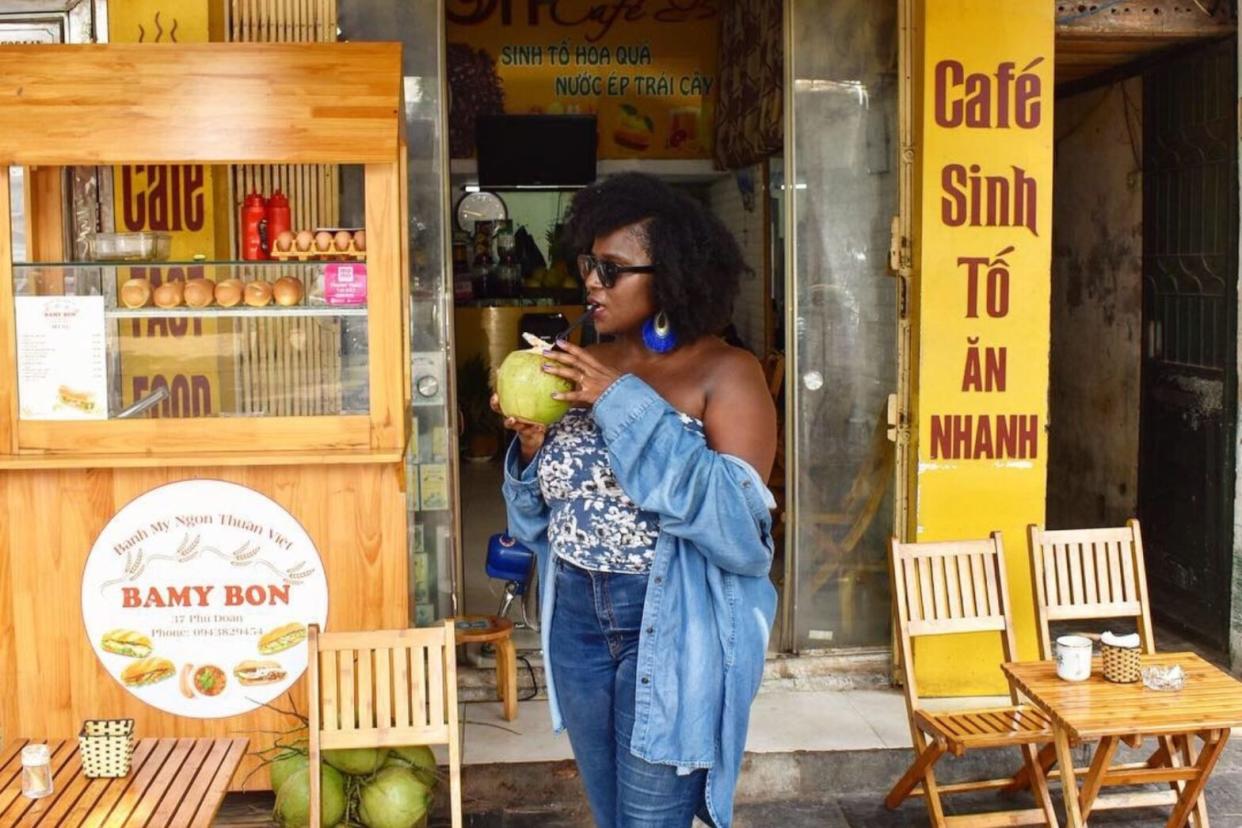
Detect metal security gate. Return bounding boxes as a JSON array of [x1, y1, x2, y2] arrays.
[[1139, 40, 1238, 650]]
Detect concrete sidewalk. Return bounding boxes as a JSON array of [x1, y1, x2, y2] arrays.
[[216, 688, 1242, 826]]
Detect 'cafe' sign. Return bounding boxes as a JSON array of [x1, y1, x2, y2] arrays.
[[82, 480, 328, 719]]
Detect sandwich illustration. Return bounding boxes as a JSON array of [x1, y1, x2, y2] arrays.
[[234, 659, 287, 686], [121, 656, 175, 687], [57, 385, 97, 413], [100, 629, 152, 659], [258, 622, 307, 655]]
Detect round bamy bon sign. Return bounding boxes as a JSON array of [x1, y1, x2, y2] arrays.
[[82, 480, 328, 718]]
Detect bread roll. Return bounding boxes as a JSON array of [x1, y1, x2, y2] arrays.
[[244, 280, 273, 307], [214, 278, 243, 307], [120, 278, 152, 309], [122, 656, 175, 687], [258, 622, 307, 655], [183, 278, 216, 308], [233, 659, 286, 686], [101, 628, 153, 658], [152, 281, 183, 309], [273, 276, 304, 307]]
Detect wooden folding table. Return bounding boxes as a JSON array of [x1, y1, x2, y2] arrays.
[[1004, 652, 1242, 827], [0, 736, 248, 826]]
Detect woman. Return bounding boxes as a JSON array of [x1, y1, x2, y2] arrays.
[[496, 173, 778, 828]]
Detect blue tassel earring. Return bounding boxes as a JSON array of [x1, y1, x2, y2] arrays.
[[642, 311, 678, 354]]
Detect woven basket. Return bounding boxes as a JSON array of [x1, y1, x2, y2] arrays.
[[1101, 644, 1141, 683], [79, 719, 135, 778]]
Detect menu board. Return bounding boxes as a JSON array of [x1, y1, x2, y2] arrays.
[[82, 480, 329, 719], [15, 295, 108, 420]]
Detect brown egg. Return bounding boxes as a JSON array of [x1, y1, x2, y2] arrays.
[[183, 278, 216, 308], [273, 276, 304, 307], [152, 281, 184, 309], [244, 280, 273, 307], [295, 229, 314, 252], [274, 230, 294, 252], [314, 231, 333, 252], [352, 229, 366, 252], [119, 278, 152, 309], [333, 230, 352, 252], [214, 278, 243, 307]]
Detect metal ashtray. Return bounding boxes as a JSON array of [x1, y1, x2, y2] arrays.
[[1141, 664, 1185, 692]]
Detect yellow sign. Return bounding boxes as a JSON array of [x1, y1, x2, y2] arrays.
[[914, 0, 1053, 693], [110, 1, 227, 418], [446, 0, 719, 159]]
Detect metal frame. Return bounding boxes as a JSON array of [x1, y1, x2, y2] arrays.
[[780, 0, 798, 653]]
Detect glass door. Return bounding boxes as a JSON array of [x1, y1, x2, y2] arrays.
[[784, 0, 900, 651]]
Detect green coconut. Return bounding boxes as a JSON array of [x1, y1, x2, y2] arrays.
[[269, 748, 309, 795], [322, 746, 389, 776], [495, 338, 574, 426], [358, 766, 433, 828], [383, 745, 438, 788], [273, 764, 347, 828]]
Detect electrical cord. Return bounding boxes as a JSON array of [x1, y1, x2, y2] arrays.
[[517, 653, 540, 701]]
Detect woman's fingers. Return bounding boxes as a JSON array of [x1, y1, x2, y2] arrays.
[[490, 393, 502, 414], [554, 340, 608, 372], [541, 362, 580, 381], [540, 350, 577, 371]]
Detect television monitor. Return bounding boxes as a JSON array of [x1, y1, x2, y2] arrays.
[[475, 114, 598, 188]]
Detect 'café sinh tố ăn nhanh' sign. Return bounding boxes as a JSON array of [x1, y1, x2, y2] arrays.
[[82, 480, 328, 718]]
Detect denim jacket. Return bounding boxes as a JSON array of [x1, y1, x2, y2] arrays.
[[503, 373, 778, 828]]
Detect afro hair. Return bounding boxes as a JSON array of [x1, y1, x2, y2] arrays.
[[562, 172, 747, 344]]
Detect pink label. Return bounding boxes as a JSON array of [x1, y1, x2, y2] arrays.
[[325, 263, 367, 305]]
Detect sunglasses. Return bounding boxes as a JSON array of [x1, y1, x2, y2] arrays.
[[577, 253, 656, 289]]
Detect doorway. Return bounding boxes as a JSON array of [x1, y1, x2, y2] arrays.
[[1048, 38, 1238, 652], [1138, 42, 1238, 650]]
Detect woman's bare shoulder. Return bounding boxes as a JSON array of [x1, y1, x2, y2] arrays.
[[702, 340, 766, 387]]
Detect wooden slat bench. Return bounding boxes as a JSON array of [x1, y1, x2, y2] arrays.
[[0, 737, 247, 827]]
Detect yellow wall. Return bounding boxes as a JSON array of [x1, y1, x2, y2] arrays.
[[913, 0, 1053, 694]]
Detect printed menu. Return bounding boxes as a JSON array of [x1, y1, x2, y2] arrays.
[[15, 295, 108, 420], [82, 480, 328, 719]]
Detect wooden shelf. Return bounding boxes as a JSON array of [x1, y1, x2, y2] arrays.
[[105, 306, 367, 319], [0, 446, 404, 470], [450, 157, 728, 184]]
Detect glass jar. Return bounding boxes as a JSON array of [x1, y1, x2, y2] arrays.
[[21, 744, 53, 799]]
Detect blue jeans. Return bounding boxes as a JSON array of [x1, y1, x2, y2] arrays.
[[549, 557, 707, 828]]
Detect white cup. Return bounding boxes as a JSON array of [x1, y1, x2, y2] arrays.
[[1055, 635, 1093, 681]]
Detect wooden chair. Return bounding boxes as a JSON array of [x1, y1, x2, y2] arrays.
[[1023, 520, 1208, 825], [308, 623, 462, 828], [886, 533, 1059, 827]]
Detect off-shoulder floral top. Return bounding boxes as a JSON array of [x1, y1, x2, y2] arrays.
[[537, 406, 704, 573]]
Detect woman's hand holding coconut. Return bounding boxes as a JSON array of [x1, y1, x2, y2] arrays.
[[538, 340, 621, 407], [489, 393, 547, 464]]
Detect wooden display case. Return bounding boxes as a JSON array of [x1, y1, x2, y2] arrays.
[[0, 43, 415, 789]]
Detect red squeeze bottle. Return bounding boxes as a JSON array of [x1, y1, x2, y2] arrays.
[[266, 190, 291, 250], [240, 191, 268, 261]]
